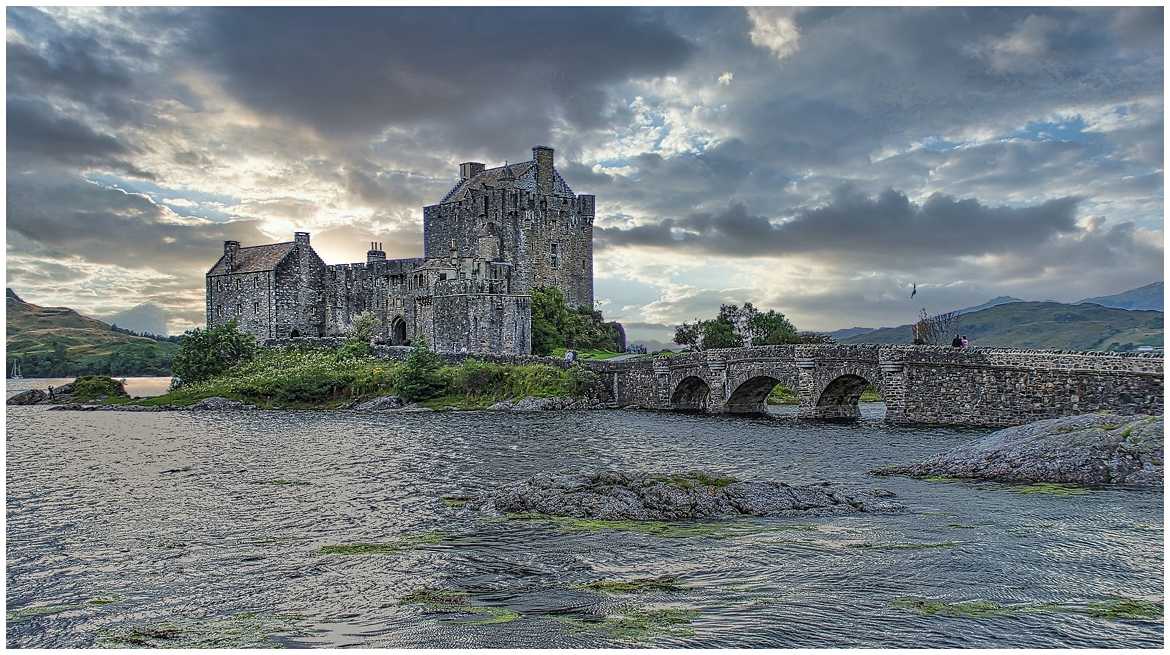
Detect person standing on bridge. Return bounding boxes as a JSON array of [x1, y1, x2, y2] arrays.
[[961, 335, 969, 348], [951, 335, 963, 348]]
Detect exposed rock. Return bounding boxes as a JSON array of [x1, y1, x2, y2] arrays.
[[488, 396, 602, 411], [352, 395, 405, 411], [188, 397, 256, 411], [398, 404, 434, 412], [873, 413, 1163, 487], [466, 470, 903, 520], [48, 403, 175, 412], [7, 389, 48, 405]]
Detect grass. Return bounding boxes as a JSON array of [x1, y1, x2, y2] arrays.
[[577, 576, 687, 594], [128, 346, 598, 410], [318, 531, 445, 556], [551, 347, 625, 361]]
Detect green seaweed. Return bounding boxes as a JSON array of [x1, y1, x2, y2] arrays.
[[1085, 598, 1162, 621], [399, 587, 520, 625], [88, 596, 120, 606], [892, 597, 1014, 618], [553, 607, 698, 642], [96, 613, 303, 648], [1009, 483, 1088, 496], [849, 541, 959, 551], [319, 531, 445, 556], [946, 524, 976, 529], [577, 576, 686, 594], [440, 496, 471, 508], [7, 603, 80, 621]]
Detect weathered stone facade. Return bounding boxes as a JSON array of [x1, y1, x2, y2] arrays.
[[206, 146, 595, 355], [593, 345, 1164, 427]]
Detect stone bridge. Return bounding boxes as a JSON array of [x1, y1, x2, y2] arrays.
[[586, 345, 1163, 427]]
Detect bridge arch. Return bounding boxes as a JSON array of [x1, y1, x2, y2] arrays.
[[725, 374, 797, 414], [671, 376, 712, 411], [803, 362, 883, 420]]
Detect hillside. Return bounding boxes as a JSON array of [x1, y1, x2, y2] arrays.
[[100, 302, 170, 336], [6, 289, 179, 377], [842, 301, 1163, 351], [1078, 281, 1163, 312]]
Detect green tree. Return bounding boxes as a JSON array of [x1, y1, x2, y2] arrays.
[[171, 320, 258, 383], [674, 321, 703, 350], [749, 309, 799, 345], [701, 318, 740, 349], [394, 339, 446, 401], [530, 287, 620, 355]]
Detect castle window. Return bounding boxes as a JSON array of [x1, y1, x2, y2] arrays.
[[254, 301, 260, 315], [551, 243, 559, 268], [254, 277, 260, 289], [235, 278, 241, 290], [236, 304, 242, 316], [482, 196, 489, 216]]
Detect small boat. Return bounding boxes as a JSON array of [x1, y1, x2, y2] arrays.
[[9, 360, 23, 379]]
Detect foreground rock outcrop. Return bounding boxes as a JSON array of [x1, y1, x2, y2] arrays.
[[465, 470, 903, 520], [873, 413, 1163, 487]]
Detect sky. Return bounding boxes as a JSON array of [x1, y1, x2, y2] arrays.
[[5, 6, 1164, 343]]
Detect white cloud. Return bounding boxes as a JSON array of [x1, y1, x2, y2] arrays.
[[746, 7, 803, 62]]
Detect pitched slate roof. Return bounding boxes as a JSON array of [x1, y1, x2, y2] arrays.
[[438, 160, 576, 204], [208, 242, 296, 275]]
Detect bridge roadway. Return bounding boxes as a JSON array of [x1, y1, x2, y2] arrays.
[[585, 345, 1163, 427]]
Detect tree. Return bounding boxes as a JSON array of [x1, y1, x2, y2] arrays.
[[530, 287, 621, 355], [674, 302, 819, 350], [171, 320, 258, 383], [394, 339, 446, 401], [674, 321, 703, 350]]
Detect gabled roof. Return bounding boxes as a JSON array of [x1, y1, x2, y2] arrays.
[[208, 242, 296, 276], [438, 160, 575, 204]]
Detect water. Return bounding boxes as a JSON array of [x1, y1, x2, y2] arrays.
[[5, 392, 1163, 647], [6, 377, 172, 399]]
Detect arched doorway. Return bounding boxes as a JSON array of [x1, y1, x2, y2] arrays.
[[671, 376, 711, 411], [813, 374, 875, 420], [390, 317, 408, 345]]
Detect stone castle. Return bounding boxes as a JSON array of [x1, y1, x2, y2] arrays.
[[205, 146, 594, 354]]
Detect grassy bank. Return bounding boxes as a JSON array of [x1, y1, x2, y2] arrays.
[[126, 345, 598, 410]]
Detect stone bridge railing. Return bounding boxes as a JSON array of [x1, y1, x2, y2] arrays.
[[585, 345, 1163, 427]]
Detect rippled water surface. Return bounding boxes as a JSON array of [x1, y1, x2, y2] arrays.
[[6, 392, 1164, 647]]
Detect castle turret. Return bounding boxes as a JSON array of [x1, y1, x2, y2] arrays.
[[460, 162, 485, 180], [367, 242, 386, 263], [533, 146, 554, 195]]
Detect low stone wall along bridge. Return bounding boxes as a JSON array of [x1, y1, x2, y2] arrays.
[[586, 345, 1163, 428]]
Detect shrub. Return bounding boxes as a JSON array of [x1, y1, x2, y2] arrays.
[[446, 359, 508, 397], [565, 365, 599, 396], [394, 340, 446, 401], [171, 320, 258, 383], [70, 375, 128, 400]]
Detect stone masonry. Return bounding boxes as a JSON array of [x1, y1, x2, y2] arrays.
[[206, 146, 594, 355], [590, 345, 1163, 428]]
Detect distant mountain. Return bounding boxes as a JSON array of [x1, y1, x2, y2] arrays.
[[1078, 282, 1163, 312], [101, 302, 170, 337], [842, 301, 1162, 351], [824, 327, 874, 341], [954, 295, 1025, 315], [6, 289, 178, 377]]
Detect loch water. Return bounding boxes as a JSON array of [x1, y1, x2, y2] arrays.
[[5, 385, 1164, 648]]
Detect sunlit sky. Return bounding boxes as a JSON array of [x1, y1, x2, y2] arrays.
[[5, 6, 1163, 343]]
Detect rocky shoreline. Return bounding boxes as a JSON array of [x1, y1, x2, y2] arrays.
[[464, 470, 903, 520], [873, 413, 1163, 488], [17, 392, 614, 413]]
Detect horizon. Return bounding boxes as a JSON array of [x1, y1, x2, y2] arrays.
[[5, 6, 1164, 344]]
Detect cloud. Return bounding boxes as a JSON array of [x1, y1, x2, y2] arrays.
[[746, 7, 803, 61], [597, 187, 1087, 263]]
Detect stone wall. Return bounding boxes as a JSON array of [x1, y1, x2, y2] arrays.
[[206, 271, 275, 338], [274, 236, 326, 338]]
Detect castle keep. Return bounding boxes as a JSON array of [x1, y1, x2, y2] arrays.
[[205, 146, 594, 355]]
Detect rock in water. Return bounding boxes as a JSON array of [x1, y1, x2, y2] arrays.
[[7, 389, 48, 405], [874, 413, 1163, 487], [352, 395, 404, 411], [189, 397, 256, 411], [466, 470, 902, 520]]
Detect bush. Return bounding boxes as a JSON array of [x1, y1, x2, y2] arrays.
[[394, 340, 446, 401], [445, 359, 508, 397], [172, 320, 258, 383], [565, 365, 599, 397], [70, 375, 128, 400]]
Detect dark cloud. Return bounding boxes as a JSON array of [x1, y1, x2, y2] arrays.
[[185, 7, 694, 145], [6, 97, 153, 178], [597, 188, 1084, 262]]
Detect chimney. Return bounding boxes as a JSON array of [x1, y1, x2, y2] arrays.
[[533, 146, 554, 195], [460, 162, 485, 180], [223, 240, 240, 271], [367, 241, 386, 263], [294, 232, 310, 248]]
